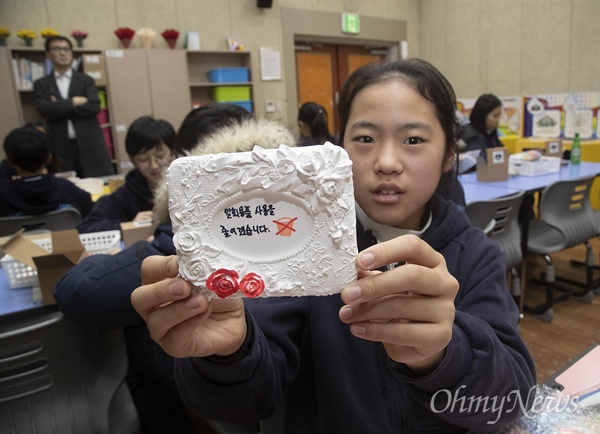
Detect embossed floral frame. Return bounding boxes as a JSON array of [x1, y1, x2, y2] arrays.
[[167, 143, 358, 298]]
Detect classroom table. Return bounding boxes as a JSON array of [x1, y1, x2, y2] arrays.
[[460, 161, 600, 211], [459, 161, 600, 193]]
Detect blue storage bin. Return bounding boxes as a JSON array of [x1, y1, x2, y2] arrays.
[[228, 100, 253, 113], [208, 67, 250, 83]]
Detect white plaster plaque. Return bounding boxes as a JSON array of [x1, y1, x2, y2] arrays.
[[167, 142, 357, 299]]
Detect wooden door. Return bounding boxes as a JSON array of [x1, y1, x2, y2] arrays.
[[295, 44, 337, 135], [296, 43, 386, 138]]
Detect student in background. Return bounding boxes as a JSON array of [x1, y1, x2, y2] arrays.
[[460, 93, 504, 153], [33, 35, 114, 178], [0, 125, 93, 217], [297, 101, 336, 146], [0, 121, 60, 183], [77, 116, 176, 234], [53, 103, 296, 434], [130, 60, 535, 433]]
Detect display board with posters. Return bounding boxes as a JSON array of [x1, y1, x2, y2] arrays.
[[522, 92, 600, 139]]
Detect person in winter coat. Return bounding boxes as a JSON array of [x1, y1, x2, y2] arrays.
[[53, 103, 297, 434], [131, 60, 536, 434], [33, 35, 114, 178], [0, 125, 93, 218], [77, 116, 176, 234]]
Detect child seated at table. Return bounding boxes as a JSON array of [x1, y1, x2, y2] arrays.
[[77, 116, 176, 233], [0, 125, 93, 218]]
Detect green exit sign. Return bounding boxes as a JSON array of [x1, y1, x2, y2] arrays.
[[341, 13, 360, 34]]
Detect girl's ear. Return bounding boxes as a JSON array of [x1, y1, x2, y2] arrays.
[[442, 154, 454, 173]]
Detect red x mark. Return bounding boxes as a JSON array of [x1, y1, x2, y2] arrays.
[[273, 217, 297, 235]]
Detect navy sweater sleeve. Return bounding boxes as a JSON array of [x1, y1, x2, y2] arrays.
[[78, 192, 129, 233], [389, 229, 536, 431], [53, 225, 175, 331]]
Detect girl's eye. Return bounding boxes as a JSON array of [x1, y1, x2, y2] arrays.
[[404, 137, 422, 145], [355, 136, 374, 144]]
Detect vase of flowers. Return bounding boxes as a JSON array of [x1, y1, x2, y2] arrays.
[[17, 29, 36, 47], [136, 28, 156, 50], [71, 30, 88, 48], [115, 27, 135, 49], [0, 28, 9, 46], [161, 29, 180, 49], [40, 27, 59, 40]]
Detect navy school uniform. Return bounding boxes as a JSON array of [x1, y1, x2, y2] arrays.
[[0, 173, 93, 218]]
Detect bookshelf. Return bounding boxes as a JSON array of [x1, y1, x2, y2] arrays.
[[186, 50, 253, 110]]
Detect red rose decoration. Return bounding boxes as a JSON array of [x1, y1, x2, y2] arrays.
[[239, 273, 265, 298], [206, 269, 239, 298]]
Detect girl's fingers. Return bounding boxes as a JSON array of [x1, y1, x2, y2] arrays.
[[341, 262, 458, 305], [340, 293, 455, 325], [141, 255, 180, 284], [355, 234, 445, 272]]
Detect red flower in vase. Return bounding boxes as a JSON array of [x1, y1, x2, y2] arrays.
[[161, 29, 179, 49], [239, 273, 265, 298], [115, 27, 135, 48], [206, 269, 239, 298]]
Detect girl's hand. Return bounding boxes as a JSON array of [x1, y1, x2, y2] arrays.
[[131, 255, 247, 358], [339, 235, 458, 375]]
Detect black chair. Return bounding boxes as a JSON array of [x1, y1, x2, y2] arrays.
[[0, 208, 82, 237], [525, 175, 598, 322], [0, 309, 139, 434], [466, 190, 526, 309]]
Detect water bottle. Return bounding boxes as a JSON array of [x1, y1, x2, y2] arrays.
[[570, 132, 581, 165]]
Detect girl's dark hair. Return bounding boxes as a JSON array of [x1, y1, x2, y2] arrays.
[[175, 103, 253, 155], [298, 102, 334, 144], [125, 116, 176, 157], [469, 93, 502, 132], [4, 126, 50, 172], [338, 59, 459, 163]]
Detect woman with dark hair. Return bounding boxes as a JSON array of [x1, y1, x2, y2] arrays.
[[297, 101, 336, 146], [460, 93, 504, 152]]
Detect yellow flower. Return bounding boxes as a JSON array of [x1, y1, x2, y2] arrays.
[[17, 29, 36, 40], [0, 27, 10, 37], [40, 28, 59, 38]]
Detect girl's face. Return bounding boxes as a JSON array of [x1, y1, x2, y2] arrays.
[[485, 105, 502, 132], [343, 80, 451, 230]]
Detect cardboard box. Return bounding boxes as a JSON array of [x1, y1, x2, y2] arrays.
[[1, 230, 85, 305], [81, 53, 107, 86], [121, 221, 154, 248], [476, 147, 509, 182], [543, 139, 563, 158]]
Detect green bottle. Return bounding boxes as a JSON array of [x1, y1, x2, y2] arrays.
[[570, 133, 581, 165]]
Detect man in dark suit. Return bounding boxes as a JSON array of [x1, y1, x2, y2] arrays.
[[33, 35, 114, 178]]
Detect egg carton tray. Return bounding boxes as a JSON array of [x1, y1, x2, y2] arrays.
[[1, 230, 121, 289]]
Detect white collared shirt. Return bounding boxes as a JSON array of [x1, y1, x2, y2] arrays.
[[54, 69, 77, 139]]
